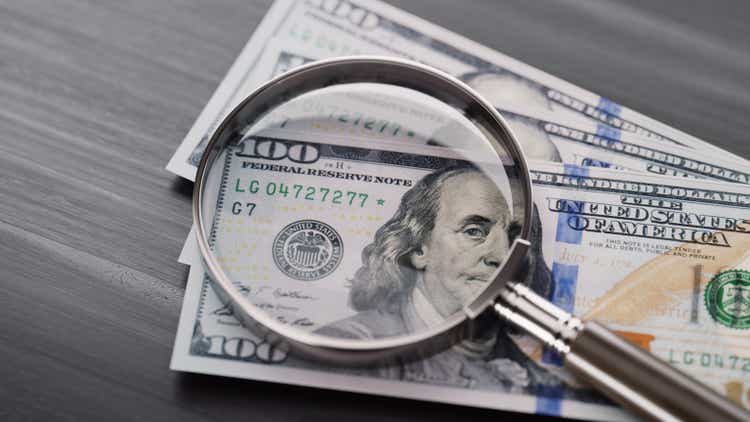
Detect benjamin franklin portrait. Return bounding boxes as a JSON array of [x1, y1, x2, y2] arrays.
[[316, 164, 565, 393]]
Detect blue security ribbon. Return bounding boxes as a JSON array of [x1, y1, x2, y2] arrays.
[[536, 165, 588, 416]]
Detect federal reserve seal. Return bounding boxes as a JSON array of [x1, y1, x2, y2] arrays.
[[273, 220, 343, 281], [704, 269, 750, 329]]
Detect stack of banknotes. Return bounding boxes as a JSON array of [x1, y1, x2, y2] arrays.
[[167, 1, 750, 420]]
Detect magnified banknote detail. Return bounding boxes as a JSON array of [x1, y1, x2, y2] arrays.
[[197, 71, 529, 341]]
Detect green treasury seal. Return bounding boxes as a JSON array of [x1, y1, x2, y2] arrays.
[[704, 269, 750, 329]]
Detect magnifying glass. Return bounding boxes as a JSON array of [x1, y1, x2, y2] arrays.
[[193, 56, 747, 422]]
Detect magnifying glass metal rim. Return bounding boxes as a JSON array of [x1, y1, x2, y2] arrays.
[[192, 55, 533, 360]]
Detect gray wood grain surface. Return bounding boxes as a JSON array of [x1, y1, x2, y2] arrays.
[[1, 1, 748, 420]]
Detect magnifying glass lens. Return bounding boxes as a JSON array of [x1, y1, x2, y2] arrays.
[[200, 77, 529, 347]]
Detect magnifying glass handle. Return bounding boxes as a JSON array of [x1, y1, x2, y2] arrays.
[[494, 284, 748, 421], [565, 321, 747, 422]]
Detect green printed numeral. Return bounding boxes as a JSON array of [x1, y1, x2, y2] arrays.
[[237, 178, 370, 208], [305, 186, 315, 200]]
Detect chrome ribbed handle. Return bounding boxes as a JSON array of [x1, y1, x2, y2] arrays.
[[494, 282, 749, 421]]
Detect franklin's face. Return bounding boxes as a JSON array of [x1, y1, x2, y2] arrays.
[[411, 172, 511, 317]]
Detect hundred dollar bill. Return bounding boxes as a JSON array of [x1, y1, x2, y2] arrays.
[[171, 132, 750, 419], [246, 38, 750, 185], [166, 0, 746, 181]]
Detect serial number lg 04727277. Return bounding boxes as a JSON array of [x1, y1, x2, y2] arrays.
[[234, 178, 371, 208]]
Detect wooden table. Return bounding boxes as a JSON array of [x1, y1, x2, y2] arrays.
[[2, 0, 748, 420]]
